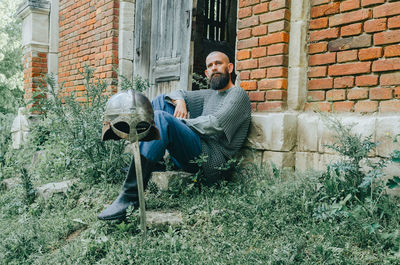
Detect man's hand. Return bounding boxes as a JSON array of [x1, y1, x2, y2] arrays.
[[172, 99, 188, 119]]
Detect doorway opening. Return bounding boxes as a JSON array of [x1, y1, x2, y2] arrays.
[[192, 0, 237, 90]]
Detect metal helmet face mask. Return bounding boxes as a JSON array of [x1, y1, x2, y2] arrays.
[[101, 90, 160, 142]]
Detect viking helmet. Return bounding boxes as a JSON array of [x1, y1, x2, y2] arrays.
[[101, 90, 160, 142]]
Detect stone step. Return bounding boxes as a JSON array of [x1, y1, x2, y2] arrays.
[[146, 210, 183, 228], [150, 171, 192, 191], [37, 179, 78, 200], [1, 177, 22, 190]]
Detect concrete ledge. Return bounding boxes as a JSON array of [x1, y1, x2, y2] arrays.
[[246, 113, 298, 151], [263, 151, 295, 169]]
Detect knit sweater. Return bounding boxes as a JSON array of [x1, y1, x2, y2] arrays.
[[167, 86, 251, 184]]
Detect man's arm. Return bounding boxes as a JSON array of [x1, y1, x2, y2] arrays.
[[171, 99, 188, 119]]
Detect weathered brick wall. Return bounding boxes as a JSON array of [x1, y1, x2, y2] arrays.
[[307, 0, 400, 112], [236, 0, 290, 112], [58, 0, 119, 101], [23, 50, 47, 111]]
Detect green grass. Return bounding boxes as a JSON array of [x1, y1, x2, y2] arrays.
[[1, 164, 400, 264]]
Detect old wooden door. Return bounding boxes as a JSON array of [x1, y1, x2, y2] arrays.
[[146, 0, 194, 99]]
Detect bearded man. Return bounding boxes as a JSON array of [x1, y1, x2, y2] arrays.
[[98, 51, 251, 221]]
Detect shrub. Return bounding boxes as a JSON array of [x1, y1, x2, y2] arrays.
[[24, 66, 131, 184]]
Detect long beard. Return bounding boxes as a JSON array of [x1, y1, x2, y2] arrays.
[[209, 70, 230, 90]]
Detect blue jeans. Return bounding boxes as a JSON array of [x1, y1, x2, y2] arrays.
[[139, 94, 202, 173]]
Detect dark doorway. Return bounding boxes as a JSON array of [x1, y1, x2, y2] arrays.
[[192, 0, 237, 90]]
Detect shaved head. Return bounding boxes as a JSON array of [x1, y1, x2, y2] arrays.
[[206, 51, 230, 65]]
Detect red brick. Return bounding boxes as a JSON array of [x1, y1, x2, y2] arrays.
[[348, 88, 369, 99], [259, 32, 289, 45], [341, 23, 362, 36], [354, 101, 378, 112], [237, 38, 259, 49], [337, 50, 358, 63], [356, 75, 378, 86], [269, 0, 288, 11], [364, 18, 387, 33], [237, 28, 252, 40], [252, 47, 267, 58], [370, 87, 393, 99], [239, 0, 260, 8], [374, 30, 400, 45], [240, 71, 251, 80], [381, 72, 400, 86], [359, 47, 383, 61], [257, 101, 285, 112], [328, 62, 371, 76], [384, 45, 400, 58], [238, 7, 252, 18], [259, 9, 290, 24], [267, 67, 288, 78], [308, 66, 327, 78], [309, 28, 339, 42], [309, 53, 336, 66], [329, 9, 372, 27], [250, 68, 267, 79], [253, 2, 269, 14], [372, 58, 400, 72], [268, 20, 290, 33], [326, 89, 346, 101], [237, 50, 251, 60], [310, 17, 329, 30], [361, 0, 384, 7], [252, 25, 268, 36], [249, 91, 265, 101], [312, 0, 329, 6], [308, 78, 333, 90], [380, 100, 400, 112], [334, 76, 354, 88], [333, 101, 354, 112], [259, 55, 288, 67], [309, 42, 328, 54], [304, 102, 331, 112], [373, 2, 400, 18], [388, 16, 400, 29], [259, 78, 288, 89], [311, 3, 340, 18], [251, 102, 257, 112], [237, 59, 258, 70], [238, 16, 259, 29], [241, 80, 258, 91], [266, 90, 287, 100], [307, 91, 325, 101], [340, 0, 360, 12], [394, 87, 400, 99], [268, 43, 289, 55]]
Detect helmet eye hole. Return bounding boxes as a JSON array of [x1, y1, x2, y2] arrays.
[[113, 122, 130, 134], [136, 121, 150, 134]]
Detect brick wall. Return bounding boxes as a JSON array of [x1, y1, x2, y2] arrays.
[[307, 0, 400, 113], [58, 0, 119, 101], [236, 0, 290, 112], [23, 51, 48, 111]]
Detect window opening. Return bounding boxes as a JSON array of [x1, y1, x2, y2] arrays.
[[204, 0, 226, 41]]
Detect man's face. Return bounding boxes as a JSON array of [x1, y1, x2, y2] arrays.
[[205, 52, 233, 91]]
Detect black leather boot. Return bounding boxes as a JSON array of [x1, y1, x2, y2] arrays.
[[98, 155, 157, 221]]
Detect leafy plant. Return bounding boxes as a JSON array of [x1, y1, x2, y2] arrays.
[[316, 114, 388, 220], [192, 73, 209, 90], [25, 66, 131, 184]]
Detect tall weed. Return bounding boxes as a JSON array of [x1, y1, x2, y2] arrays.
[[25, 66, 130, 184]]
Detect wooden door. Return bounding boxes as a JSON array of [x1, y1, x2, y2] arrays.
[[147, 0, 194, 99]]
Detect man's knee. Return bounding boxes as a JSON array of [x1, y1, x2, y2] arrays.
[[154, 110, 174, 125], [151, 94, 166, 107]]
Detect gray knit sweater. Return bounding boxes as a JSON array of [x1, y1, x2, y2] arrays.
[[168, 86, 251, 184]]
